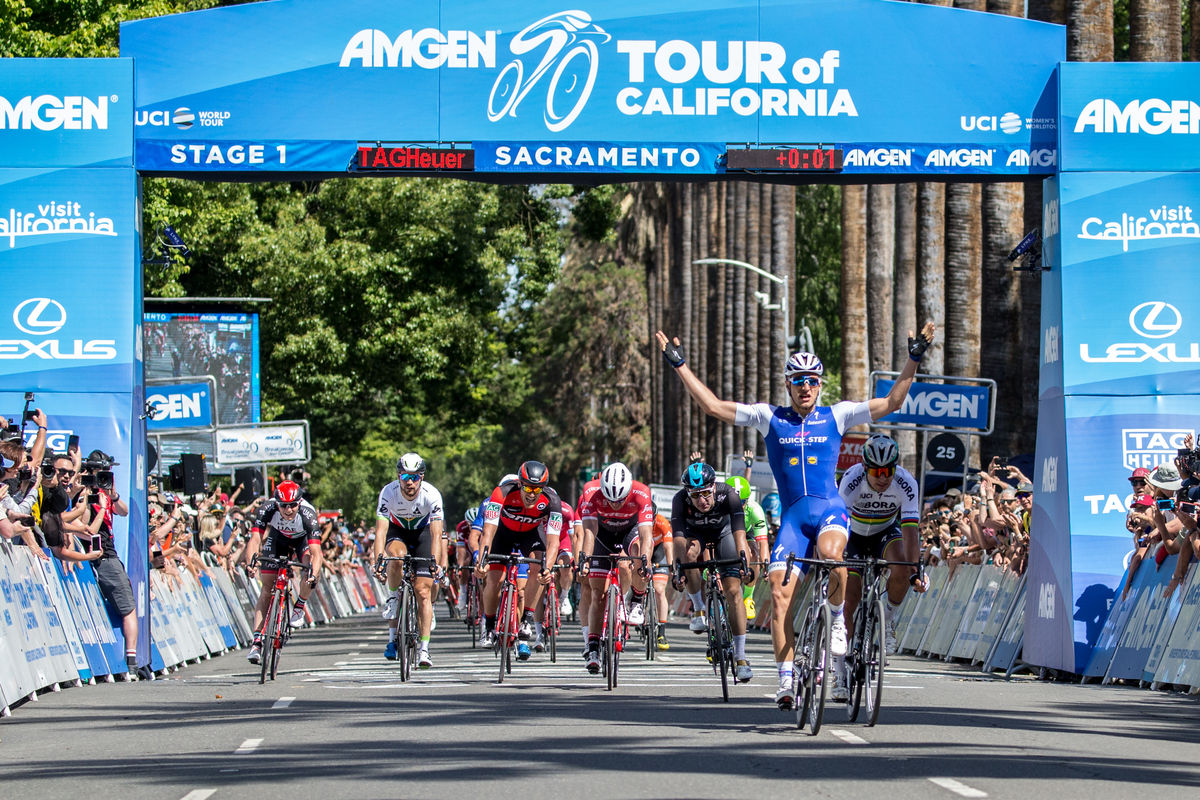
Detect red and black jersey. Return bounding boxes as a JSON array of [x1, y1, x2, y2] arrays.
[[484, 480, 564, 540], [578, 480, 655, 535]]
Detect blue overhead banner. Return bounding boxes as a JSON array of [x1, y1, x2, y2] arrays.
[[1059, 62, 1200, 173], [120, 0, 1065, 177]]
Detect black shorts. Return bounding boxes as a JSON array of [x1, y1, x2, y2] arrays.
[[94, 556, 135, 617], [385, 523, 435, 576], [651, 542, 670, 574], [491, 525, 546, 559], [844, 524, 905, 575], [260, 529, 315, 571], [587, 527, 639, 574], [679, 528, 741, 578]]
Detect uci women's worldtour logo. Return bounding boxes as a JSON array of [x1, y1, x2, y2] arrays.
[[1078, 203, 1199, 252], [1080, 301, 1200, 364], [0, 200, 117, 248]]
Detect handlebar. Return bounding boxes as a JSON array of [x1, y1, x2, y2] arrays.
[[251, 554, 312, 575]]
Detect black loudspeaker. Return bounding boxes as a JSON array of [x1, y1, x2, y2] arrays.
[[168, 462, 184, 492], [234, 466, 263, 502], [179, 453, 206, 495]]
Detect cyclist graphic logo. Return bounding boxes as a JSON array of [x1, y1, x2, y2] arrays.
[[487, 10, 611, 132]]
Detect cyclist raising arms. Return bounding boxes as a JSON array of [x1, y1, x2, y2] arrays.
[[672, 462, 754, 683], [474, 461, 562, 659], [373, 453, 445, 668], [247, 480, 323, 665], [838, 434, 927, 662], [655, 322, 935, 708], [577, 462, 654, 674]]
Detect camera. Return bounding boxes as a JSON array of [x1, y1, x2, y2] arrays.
[[1179, 501, 1198, 516], [1156, 497, 1175, 512], [1008, 229, 1046, 272]]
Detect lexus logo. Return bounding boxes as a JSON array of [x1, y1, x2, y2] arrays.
[[12, 298, 67, 336], [1129, 301, 1182, 339]]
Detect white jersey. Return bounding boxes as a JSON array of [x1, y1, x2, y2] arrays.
[[837, 463, 920, 536], [376, 481, 444, 530]]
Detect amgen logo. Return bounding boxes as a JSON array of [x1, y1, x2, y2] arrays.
[[0, 95, 111, 130]]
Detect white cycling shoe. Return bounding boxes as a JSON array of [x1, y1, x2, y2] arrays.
[[688, 614, 707, 634], [627, 602, 646, 626], [830, 656, 849, 701], [735, 660, 753, 683], [289, 607, 306, 627], [829, 615, 848, 657], [382, 594, 398, 620], [884, 616, 899, 655]]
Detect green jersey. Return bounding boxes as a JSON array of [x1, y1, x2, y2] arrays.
[[743, 499, 768, 540]]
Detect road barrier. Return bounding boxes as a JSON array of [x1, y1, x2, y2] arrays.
[[0, 540, 384, 716]]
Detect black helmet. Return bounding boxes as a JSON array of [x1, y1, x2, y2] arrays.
[[682, 462, 716, 491], [518, 460, 549, 488]]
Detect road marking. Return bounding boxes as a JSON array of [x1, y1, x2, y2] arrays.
[[928, 778, 987, 798], [828, 729, 869, 745], [180, 791, 217, 800], [347, 652, 360, 656], [271, 696, 295, 709], [234, 738, 263, 754]]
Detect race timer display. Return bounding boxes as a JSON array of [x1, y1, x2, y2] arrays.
[[725, 147, 843, 172]]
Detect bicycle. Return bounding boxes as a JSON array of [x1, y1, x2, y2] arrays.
[[674, 554, 747, 702], [591, 553, 645, 691], [541, 563, 571, 663], [462, 566, 483, 648], [843, 556, 923, 726], [252, 554, 312, 685], [484, 551, 543, 683], [782, 554, 843, 735], [638, 569, 659, 662], [376, 554, 438, 682]]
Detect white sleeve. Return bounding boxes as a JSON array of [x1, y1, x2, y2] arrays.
[[896, 469, 921, 523], [376, 485, 391, 519], [734, 403, 775, 436], [838, 464, 864, 505], [427, 486, 445, 521], [832, 401, 873, 435]]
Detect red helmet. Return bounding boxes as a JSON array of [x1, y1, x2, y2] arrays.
[[275, 480, 302, 504]]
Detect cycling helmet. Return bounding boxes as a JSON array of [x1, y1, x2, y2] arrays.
[[274, 480, 302, 504], [396, 452, 426, 475], [600, 462, 633, 503], [464, 506, 478, 525], [518, 460, 549, 488], [784, 351, 824, 377], [725, 475, 752, 502], [500, 473, 519, 486], [862, 434, 900, 469], [682, 462, 717, 491]]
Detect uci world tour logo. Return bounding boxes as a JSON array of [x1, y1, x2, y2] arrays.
[[487, 11, 611, 132]]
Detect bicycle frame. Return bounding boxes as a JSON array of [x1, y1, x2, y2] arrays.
[[484, 552, 543, 683], [675, 555, 744, 702], [377, 554, 438, 681], [783, 554, 843, 735], [594, 553, 644, 691], [253, 555, 310, 684]]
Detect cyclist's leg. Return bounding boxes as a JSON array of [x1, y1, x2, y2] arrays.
[[252, 531, 282, 633], [843, 531, 876, 627], [768, 507, 811, 664], [407, 527, 436, 641], [881, 526, 912, 605]]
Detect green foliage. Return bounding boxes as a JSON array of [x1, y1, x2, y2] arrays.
[[0, 1, 226, 57], [794, 185, 842, 373]]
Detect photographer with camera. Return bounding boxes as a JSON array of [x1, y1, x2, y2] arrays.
[[1, 407, 53, 554]]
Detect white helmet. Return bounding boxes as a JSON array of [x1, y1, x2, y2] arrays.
[[397, 452, 426, 475], [784, 352, 824, 377], [600, 462, 633, 503]]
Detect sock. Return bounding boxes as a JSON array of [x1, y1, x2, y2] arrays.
[[581, 625, 589, 641], [389, 627, 398, 643], [742, 584, 753, 600], [734, 634, 747, 660], [293, 597, 307, 611], [777, 661, 792, 680], [587, 633, 600, 651], [886, 599, 901, 619], [484, 615, 496, 632], [420, 636, 430, 646], [631, 588, 646, 602], [829, 601, 844, 620], [689, 591, 705, 612], [253, 633, 262, 645]]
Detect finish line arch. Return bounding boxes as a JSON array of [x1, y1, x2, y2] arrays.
[[4, 0, 1197, 675]]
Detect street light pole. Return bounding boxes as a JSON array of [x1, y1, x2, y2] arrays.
[[693, 258, 790, 350]]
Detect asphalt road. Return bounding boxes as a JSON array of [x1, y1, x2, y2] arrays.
[[3, 603, 1199, 800]]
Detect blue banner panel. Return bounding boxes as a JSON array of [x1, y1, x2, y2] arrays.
[[1053, 172, 1200, 396], [0, 168, 138, 393], [121, 0, 1064, 177], [874, 379, 990, 430], [147, 381, 214, 430], [1059, 62, 1200, 173], [0, 59, 133, 169]]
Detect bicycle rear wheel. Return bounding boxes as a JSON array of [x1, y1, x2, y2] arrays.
[[545, 585, 559, 663], [847, 608, 865, 722], [806, 603, 832, 735], [259, 591, 280, 684], [605, 586, 619, 691], [497, 586, 512, 683], [708, 591, 729, 702], [643, 587, 657, 661], [865, 596, 886, 726], [467, 578, 480, 648], [269, 589, 287, 681]]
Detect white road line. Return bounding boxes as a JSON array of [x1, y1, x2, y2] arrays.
[[180, 791, 217, 800], [271, 696, 295, 709], [828, 729, 869, 745], [928, 778, 988, 798], [234, 738, 263, 754], [347, 652, 360, 656]]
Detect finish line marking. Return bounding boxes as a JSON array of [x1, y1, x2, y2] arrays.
[[928, 778, 988, 798], [828, 729, 869, 745], [271, 696, 295, 709], [234, 738, 263, 754]]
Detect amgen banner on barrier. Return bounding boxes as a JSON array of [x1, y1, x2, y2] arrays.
[[120, 0, 1064, 177], [873, 379, 991, 430], [215, 422, 309, 466]]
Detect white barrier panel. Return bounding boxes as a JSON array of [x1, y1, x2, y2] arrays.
[[148, 572, 184, 668], [921, 565, 981, 657], [0, 543, 45, 703], [38, 557, 93, 683], [15, 549, 85, 686], [209, 569, 254, 645], [983, 577, 1026, 675], [1141, 563, 1193, 684], [1104, 565, 1177, 683], [180, 570, 227, 655], [971, 571, 1022, 665], [897, 565, 949, 652], [1152, 565, 1200, 688], [947, 565, 1005, 661], [4, 545, 79, 691]]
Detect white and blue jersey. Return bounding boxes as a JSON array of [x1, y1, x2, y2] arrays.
[[735, 400, 873, 572]]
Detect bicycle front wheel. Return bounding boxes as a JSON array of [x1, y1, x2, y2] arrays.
[[806, 603, 832, 735], [709, 592, 729, 702], [398, 585, 414, 682], [847, 608, 865, 722], [467, 578, 480, 648], [605, 586, 619, 691], [496, 587, 512, 684], [865, 596, 886, 726], [545, 586, 559, 664], [644, 587, 657, 662], [258, 591, 280, 684]]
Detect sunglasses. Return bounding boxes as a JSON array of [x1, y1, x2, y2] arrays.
[[787, 375, 821, 387], [398, 472, 423, 482], [56, 468, 76, 478], [1016, 492, 1032, 499], [866, 466, 895, 479], [687, 487, 715, 498], [279, 502, 299, 510], [520, 484, 543, 496]]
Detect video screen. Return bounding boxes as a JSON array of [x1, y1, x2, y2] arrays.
[[144, 312, 260, 425]]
